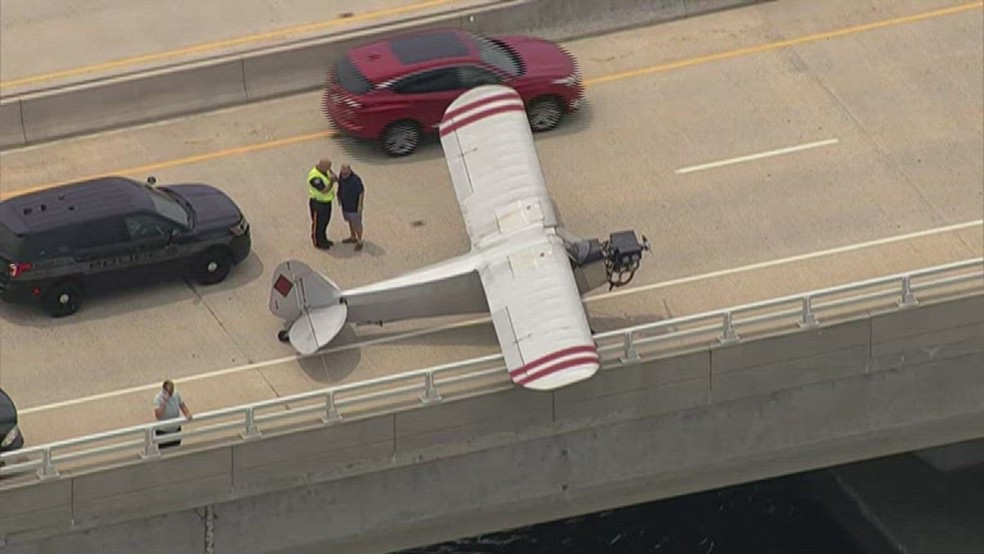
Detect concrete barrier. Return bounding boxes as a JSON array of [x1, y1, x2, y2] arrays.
[[868, 293, 984, 372], [0, 99, 25, 149], [231, 415, 394, 494], [1, 292, 981, 552], [459, 0, 689, 40], [242, 19, 460, 102], [19, 59, 249, 145], [1, 0, 767, 149], [0, 479, 70, 542], [70, 448, 232, 529], [554, 350, 710, 421], [709, 319, 871, 402], [394, 387, 552, 451]]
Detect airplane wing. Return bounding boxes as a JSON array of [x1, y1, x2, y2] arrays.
[[439, 85, 599, 390], [438, 86, 560, 248]]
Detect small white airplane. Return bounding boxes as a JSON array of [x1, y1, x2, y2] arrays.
[[269, 85, 648, 390]]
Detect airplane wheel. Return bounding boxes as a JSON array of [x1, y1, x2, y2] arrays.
[[277, 329, 290, 342]]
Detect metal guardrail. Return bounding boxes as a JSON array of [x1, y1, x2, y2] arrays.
[[2, 257, 981, 482]]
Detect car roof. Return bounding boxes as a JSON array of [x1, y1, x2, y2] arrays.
[[348, 29, 479, 83], [0, 176, 153, 235]]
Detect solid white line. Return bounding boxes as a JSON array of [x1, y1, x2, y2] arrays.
[[18, 316, 487, 416], [20, 218, 982, 415], [675, 138, 840, 174], [587, 219, 982, 303]]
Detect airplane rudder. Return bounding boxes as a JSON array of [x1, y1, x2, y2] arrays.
[[269, 260, 304, 321]]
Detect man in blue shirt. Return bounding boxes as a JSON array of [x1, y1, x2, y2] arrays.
[[338, 164, 365, 251]]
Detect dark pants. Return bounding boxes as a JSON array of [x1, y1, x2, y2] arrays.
[[309, 199, 333, 248], [156, 426, 182, 450]]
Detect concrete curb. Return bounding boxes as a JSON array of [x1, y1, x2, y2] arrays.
[[0, 0, 766, 150]]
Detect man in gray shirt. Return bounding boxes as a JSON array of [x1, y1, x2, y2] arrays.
[[153, 379, 193, 449]]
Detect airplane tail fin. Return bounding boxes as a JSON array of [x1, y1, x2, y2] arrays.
[[269, 260, 349, 355]]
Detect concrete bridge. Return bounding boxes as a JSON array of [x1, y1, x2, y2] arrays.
[[3, 264, 982, 553], [1, 0, 982, 551]]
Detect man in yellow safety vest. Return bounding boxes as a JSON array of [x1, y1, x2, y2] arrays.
[[307, 158, 337, 249]]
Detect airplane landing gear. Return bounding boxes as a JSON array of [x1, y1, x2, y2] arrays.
[[277, 329, 290, 342]]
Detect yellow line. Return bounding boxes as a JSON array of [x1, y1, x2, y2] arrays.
[[1, 1, 980, 200], [584, 1, 983, 87], [0, 0, 463, 90], [1, 131, 337, 199]]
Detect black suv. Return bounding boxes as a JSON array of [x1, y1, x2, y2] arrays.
[[0, 176, 251, 317], [0, 388, 22, 453]]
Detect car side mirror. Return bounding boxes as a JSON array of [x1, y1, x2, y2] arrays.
[[147, 176, 157, 186]]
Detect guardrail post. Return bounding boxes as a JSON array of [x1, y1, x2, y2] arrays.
[[898, 275, 918, 307], [798, 296, 819, 328], [321, 391, 342, 424], [36, 448, 59, 480], [718, 312, 739, 344], [240, 407, 261, 440], [140, 427, 161, 459], [620, 331, 640, 363], [420, 372, 442, 404]]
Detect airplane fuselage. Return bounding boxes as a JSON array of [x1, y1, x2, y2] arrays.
[[340, 226, 609, 327]]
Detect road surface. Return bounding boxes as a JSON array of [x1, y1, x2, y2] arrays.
[[0, 0, 484, 92], [0, 0, 980, 445]]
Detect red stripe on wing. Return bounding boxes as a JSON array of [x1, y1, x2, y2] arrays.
[[443, 90, 521, 121], [439, 102, 526, 137], [508, 345, 598, 379], [513, 355, 600, 386]]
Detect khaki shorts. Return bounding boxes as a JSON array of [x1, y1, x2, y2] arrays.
[[342, 211, 362, 226]]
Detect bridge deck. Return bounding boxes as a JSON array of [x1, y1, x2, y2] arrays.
[[0, 0, 981, 446]]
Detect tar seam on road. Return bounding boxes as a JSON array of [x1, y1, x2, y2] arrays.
[[0, 0, 466, 90], [2, 1, 981, 200], [19, 218, 983, 415]]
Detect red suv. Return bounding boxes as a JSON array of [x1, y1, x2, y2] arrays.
[[323, 29, 583, 156]]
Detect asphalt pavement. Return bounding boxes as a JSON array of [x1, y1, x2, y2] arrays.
[[0, 0, 485, 93], [0, 0, 980, 445]]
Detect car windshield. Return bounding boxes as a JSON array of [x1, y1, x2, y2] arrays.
[[147, 187, 190, 227], [474, 37, 521, 77], [334, 56, 373, 94]]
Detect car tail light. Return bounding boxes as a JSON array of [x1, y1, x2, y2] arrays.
[[230, 218, 249, 237], [552, 72, 581, 87], [328, 90, 361, 109], [1, 424, 19, 448], [8, 262, 32, 278]]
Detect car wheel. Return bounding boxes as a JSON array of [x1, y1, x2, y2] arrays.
[[527, 97, 564, 132], [44, 280, 84, 318], [382, 121, 421, 156], [192, 249, 233, 285]]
